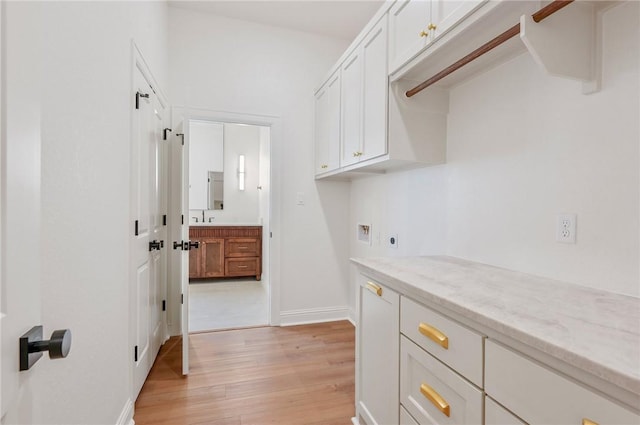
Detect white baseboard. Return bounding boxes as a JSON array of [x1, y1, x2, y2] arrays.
[[279, 306, 350, 326], [116, 398, 134, 425]]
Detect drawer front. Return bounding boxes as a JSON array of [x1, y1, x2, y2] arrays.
[[485, 397, 525, 425], [401, 297, 483, 386], [225, 258, 259, 276], [401, 406, 420, 425], [486, 340, 640, 425], [225, 238, 260, 257], [400, 336, 483, 425]]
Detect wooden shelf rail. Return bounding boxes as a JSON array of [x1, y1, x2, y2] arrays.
[[405, 0, 575, 98]]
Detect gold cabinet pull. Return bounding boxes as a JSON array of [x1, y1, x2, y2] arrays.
[[420, 383, 450, 417], [428, 23, 437, 31], [366, 281, 382, 297], [418, 322, 449, 349], [321, 164, 328, 169], [419, 30, 429, 37], [583, 420, 599, 425]]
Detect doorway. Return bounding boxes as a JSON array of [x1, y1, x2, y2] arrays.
[[186, 120, 270, 332]]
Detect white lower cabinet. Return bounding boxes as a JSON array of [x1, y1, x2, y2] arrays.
[[401, 406, 420, 425], [400, 336, 483, 424], [356, 278, 399, 425], [485, 397, 525, 425], [486, 340, 640, 425]]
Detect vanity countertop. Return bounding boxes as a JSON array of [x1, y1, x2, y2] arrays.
[[189, 223, 262, 227], [351, 256, 640, 397]]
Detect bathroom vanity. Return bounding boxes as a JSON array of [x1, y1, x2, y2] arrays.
[[188, 225, 262, 281]]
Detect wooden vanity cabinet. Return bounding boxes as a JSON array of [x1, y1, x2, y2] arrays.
[[189, 226, 262, 280]]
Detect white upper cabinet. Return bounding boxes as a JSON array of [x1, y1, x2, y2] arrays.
[[341, 16, 388, 168], [314, 70, 341, 175], [361, 16, 388, 162], [388, 0, 485, 74], [340, 48, 363, 168]]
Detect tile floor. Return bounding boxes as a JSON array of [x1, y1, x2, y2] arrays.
[[188, 278, 269, 332]]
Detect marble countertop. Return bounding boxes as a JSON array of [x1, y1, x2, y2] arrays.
[[189, 223, 262, 227], [351, 256, 640, 397]]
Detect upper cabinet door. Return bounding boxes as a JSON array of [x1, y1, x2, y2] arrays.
[[361, 16, 388, 162], [388, 0, 430, 74], [314, 70, 341, 175], [430, 0, 485, 41], [340, 48, 363, 167]]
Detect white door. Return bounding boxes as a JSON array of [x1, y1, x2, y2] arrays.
[[131, 62, 165, 398], [180, 120, 190, 375], [1, 2, 46, 419]]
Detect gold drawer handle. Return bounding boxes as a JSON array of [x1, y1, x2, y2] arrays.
[[418, 322, 449, 349], [237, 265, 248, 269], [420, 383, 450, 417], [583, 420, 599, 425], [366, 281, 382, 297], [238, 246, 248, 249]]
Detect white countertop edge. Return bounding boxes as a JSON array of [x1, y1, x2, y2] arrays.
[[351, 256, 640, 399]]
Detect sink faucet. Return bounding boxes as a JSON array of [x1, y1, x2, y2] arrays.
[[202, 210, 205, 223], [208, 217, 215, 223], [192, 216, 199, 223]]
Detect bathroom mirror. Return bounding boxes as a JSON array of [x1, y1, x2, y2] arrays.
[[189, 120, 224, 211]]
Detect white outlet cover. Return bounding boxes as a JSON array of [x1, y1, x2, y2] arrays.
[[556, 213, 577, 244]]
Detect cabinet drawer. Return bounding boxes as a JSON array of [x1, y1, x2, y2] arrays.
[[400, 336, 483, 425], [401, 406, 420, 425], [225, 258, 259, 276], [486, 340, 640, 425], [485, 397, 525, 425], [225, 238, 260, 257], [401, 297, 483, 386]]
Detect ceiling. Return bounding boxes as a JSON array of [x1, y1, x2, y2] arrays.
[[168, 1, 385, 41]]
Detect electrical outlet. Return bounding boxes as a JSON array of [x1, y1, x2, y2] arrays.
[[556, 214, 577, 244], [389, 234, 398, 249]]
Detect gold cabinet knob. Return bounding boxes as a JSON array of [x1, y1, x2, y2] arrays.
[[353, 151, 363, 157], [428, 23, 437, 31], [321, 164, 328, 169], [419, 30, 429, 38]]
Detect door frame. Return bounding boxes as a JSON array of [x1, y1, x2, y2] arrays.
[[168, 106, 282, 337]]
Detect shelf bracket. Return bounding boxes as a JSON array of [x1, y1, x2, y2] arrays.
[[520, 1, 600, 94]]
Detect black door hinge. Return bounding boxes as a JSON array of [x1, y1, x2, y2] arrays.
[[163, 214, 167, 226], [135, 220, 139, 236], [270, 232, 272, 238], [181, 294, 184, 305], [134, 345, 138, 362], [182, 215, 184, 225], [162, 300, 166, 311], [135, 91, 149, 110], [163, 128, 172, 140], [177, 133, 184, 145]]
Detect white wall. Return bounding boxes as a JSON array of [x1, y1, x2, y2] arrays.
[[169, 7, 352, 323], [4, 1, 168, 423], [350, 2, 639, 298]]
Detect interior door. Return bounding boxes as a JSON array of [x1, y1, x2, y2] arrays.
[[131, 63, 164, 398], [1, 2, 44, 419], [180, 119, 190, 375]]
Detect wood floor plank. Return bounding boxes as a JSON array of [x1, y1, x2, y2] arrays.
[[134, 321, 355, 425]]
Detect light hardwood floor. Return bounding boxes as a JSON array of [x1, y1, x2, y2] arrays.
[[134, 321, 355, 425]]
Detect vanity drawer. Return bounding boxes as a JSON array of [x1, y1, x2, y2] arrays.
[[401, 297, 483, 386], [401, 406, 420, 425], [486, 340, 640, 425], [400, 336, 483, 425], [225, 257, 259, 276], [225, 238, 260, 257]]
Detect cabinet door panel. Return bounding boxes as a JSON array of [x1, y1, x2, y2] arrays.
[[361, 17, 388, 161], [431, 0, 485, 42], [485, 397, 525, 425], [326, 71, 341, 171], [357, 277, 400, 425], [388, 0, 430, 73], [314, 82, 330, 174], [188, 245, 200, 278], [341, 49, 362, 167], [202, 238, 224, 278]]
